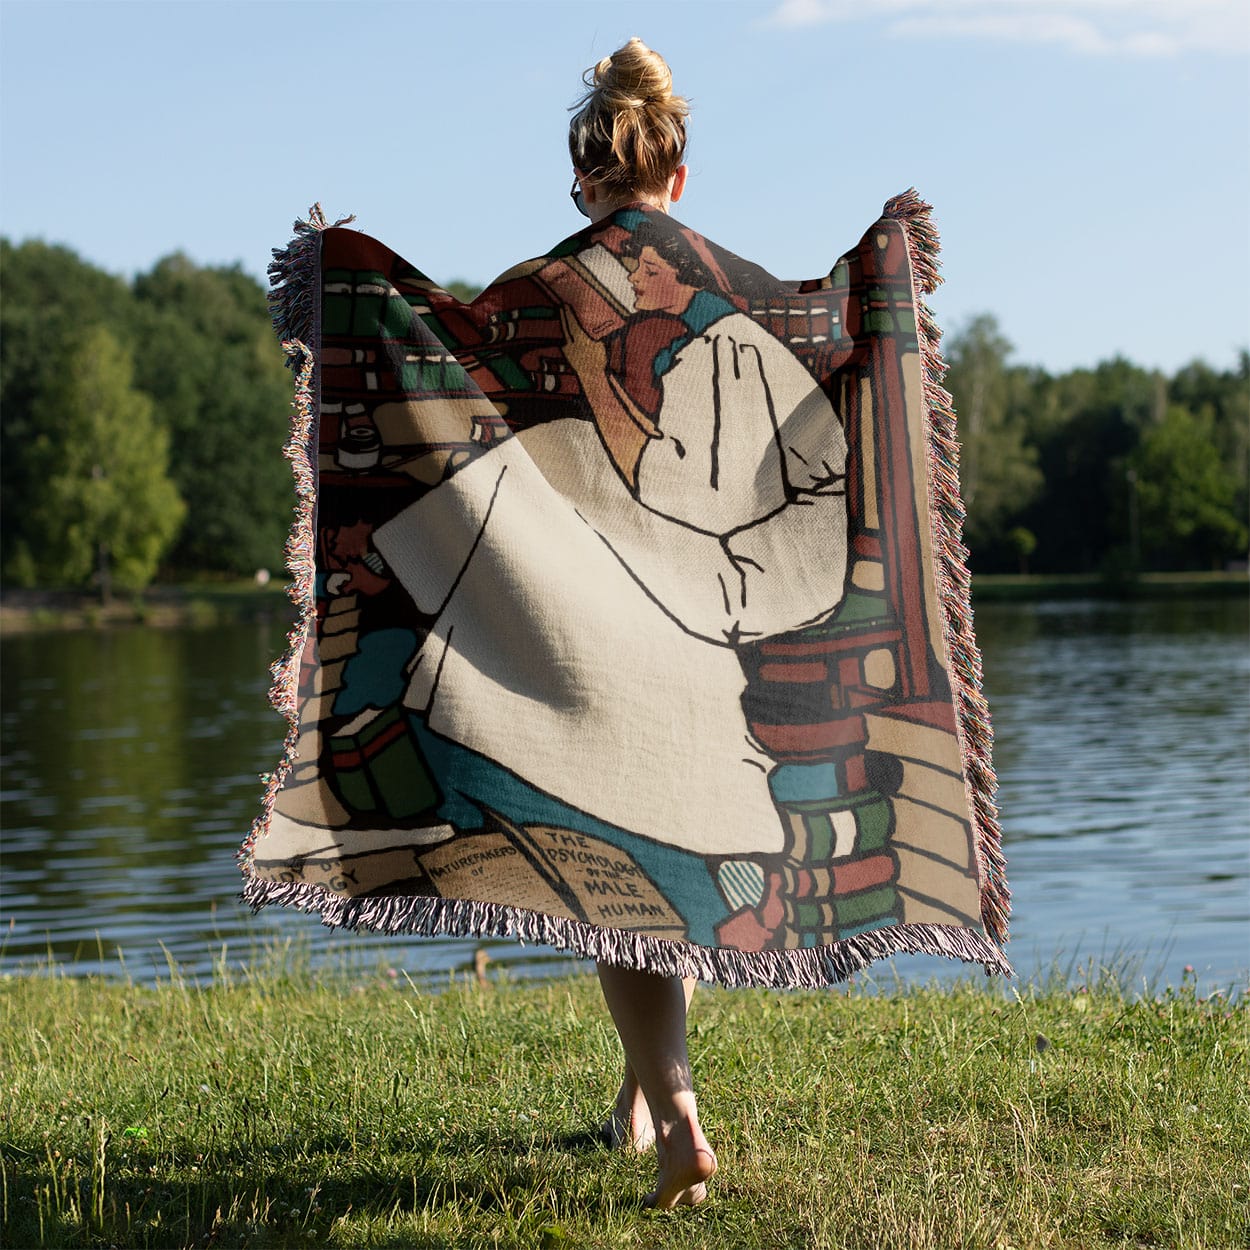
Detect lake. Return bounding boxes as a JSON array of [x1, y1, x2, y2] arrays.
[[2, 596, 1246, 994]]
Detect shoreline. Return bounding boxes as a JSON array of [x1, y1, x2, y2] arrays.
[[0, 582, 294, 634], [969, 569, 1248, 602], [2, 571, 1245, 635], [2, 949, 1245, 1002]]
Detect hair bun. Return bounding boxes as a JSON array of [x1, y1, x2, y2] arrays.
[[569, 38, 689, 197], [595, 36, 673, 109]]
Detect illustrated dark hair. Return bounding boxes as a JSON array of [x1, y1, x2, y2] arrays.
[[620, 218, 718, 293], [568, 38, 688, 197]]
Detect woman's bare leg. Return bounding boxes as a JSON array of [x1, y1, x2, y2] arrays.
[[601, 977, 696, 1152], [603, 1056, 655, 1151], [595, 964, 717, 1208]]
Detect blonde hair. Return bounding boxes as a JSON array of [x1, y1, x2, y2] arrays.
[[568, 38, 688, 198]]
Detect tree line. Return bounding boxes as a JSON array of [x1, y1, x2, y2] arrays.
[[2, 239, 293, 594], [1, 238, 1245, 594], [945, 315, 1247, 575]]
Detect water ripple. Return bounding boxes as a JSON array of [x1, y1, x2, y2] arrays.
[[2, 601, 1246, 992]]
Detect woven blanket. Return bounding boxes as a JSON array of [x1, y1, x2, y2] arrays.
[[239, 192, 1011, 987]]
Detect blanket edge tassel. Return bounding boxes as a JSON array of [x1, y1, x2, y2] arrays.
[[241, 871, 1014, 988], [882, 188, 1011, 951], [237, 205, 348, 874]]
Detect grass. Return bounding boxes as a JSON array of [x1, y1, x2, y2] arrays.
[[1, 961, 1246, 1249]]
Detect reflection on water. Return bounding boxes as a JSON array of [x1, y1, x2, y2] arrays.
[[968, 596, 1249, 992], [0, 623, 574, 986], [2, 597, 1247, 991]]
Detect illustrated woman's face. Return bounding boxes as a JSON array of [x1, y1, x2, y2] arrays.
[[629, 246, 695, 314]]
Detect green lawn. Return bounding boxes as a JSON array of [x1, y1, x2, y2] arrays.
[[2, 964, 1246, 1249]]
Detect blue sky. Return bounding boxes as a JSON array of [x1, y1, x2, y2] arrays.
[[2, 0, 1247, 375]]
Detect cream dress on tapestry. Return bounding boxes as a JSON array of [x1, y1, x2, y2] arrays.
[[374, 313, 849, 856]]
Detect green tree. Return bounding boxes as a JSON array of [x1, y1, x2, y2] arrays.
[[18, 326, 185, 595], [132, 256, 294, 574], [943, 315, 1043, 566], [1022, 357, 1163, 573], [443, 279, 483, 303], [1129, 405, 1246, 570], [1006, 526, 1037, 575], [1, 239, 138, 580], [1169, 353, 1250, 538]]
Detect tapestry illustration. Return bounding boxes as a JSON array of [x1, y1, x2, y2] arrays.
[[240, 193, 1011, 986]]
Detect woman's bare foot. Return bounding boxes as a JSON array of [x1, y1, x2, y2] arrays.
[[645, 1116, 717, 1209], [602, 1071, 655, 1151], [594, 966, 712, 1206]]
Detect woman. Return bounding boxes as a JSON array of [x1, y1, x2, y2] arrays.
[[250, 32, 1011, 1218], [565, 36, 755, 1210], [366, 40, 843, 1204], [259, 33, 846, 1211], [369, 40, 848, 1205]]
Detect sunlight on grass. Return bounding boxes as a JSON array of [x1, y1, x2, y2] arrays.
[[2, 957, 1246, 1248]]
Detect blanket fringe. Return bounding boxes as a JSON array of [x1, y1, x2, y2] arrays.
[[266, 204, 354, 352], [239, 206, 347, 872], [882, 189, 1010, 947], [242, 873, 1013, 988]]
